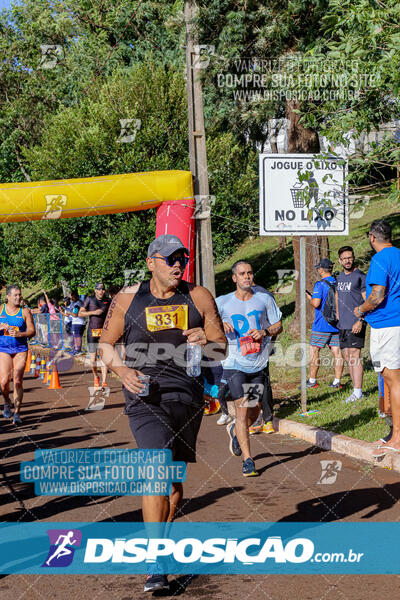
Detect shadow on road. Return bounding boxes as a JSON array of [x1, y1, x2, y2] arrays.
[[278, 482, 400, 521]]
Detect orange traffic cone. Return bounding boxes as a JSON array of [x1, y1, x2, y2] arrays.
[[25, 350, 32, 373], [48, 361, 62, 390]]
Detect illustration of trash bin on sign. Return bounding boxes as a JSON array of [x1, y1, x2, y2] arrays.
[[290, 174, 319, 208], [290, 181, 308, 208]]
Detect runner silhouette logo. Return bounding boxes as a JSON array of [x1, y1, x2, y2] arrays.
[[42, 529, 82, 567]]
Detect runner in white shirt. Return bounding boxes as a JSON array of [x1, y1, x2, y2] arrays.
[[216, 260, 282, 477]]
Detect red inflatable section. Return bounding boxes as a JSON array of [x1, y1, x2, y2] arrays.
[[156, 199, 196, 283]]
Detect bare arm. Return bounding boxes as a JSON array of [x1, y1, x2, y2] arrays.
[[79, 307, 103, 317], [188, 286, 228, 360], [99, 285, 144, 394], [267, 320, 282, 336], [310, 297, 321, 308], [355, 284, 385, 317], [306, 289, 321, 308], [13, 308, 35, 338], [335, 291, 339, 321]]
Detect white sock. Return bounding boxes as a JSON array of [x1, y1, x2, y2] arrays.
[[332, 378, 340, 385], [309, 378, 316, 384], [353, 388, 363, 398]]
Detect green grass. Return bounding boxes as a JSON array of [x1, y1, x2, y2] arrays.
[[215, 185, 398, 442]]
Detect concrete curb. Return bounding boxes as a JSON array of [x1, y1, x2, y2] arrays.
[[273, 417, 400, 474]]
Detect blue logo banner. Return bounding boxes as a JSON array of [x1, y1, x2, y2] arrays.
[[0, 522, 397, 574]]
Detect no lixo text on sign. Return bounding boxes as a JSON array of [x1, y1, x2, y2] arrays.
[[259, 154, 348, 236]]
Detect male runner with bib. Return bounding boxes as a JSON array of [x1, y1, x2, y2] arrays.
[[99, 234, 226, 593], [0, 285, 35, 424], [216, 261, 282, 477], [79, 283, 110, 387]]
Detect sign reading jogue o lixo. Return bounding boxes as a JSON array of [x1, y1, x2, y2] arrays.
[[259, 154, 348, 236]]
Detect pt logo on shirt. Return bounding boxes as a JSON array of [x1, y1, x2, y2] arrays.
[[231, 311, 263, 350]]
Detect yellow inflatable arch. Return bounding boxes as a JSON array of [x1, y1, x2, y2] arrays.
[[0, 171, 194, 222]]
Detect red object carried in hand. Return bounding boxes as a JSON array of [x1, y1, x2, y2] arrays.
[[239, 336, 261, 356]]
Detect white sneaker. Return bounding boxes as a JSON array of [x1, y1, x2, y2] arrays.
[[345, 392, 362, 404], [217, 413, 232, 426]]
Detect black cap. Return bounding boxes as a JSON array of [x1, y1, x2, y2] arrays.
[[147, 234, 189, 258], [314, 258, 333, 270]]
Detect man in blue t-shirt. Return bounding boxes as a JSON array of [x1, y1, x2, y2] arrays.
[[354, 219, 400, 456], [305, 258, 343, 389], [216, 260, 282, 477]]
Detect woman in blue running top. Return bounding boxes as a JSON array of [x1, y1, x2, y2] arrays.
[[0, 285, 35, 424]]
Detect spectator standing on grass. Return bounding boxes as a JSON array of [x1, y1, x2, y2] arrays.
[[306, 258, 343, 389], [353, 220, 400, 457], [336, 247, 367, 403]]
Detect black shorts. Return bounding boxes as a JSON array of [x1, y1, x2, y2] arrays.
[[222, 368, 266, 403], [127, 391, 203, 463], [339, 326, 366, 349], [87, 330, 101, 353]]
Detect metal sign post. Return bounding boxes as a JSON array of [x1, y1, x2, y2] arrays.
[[299, 236, 307, 413]]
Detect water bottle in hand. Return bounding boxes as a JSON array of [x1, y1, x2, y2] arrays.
[[186, 343, 202, 377]]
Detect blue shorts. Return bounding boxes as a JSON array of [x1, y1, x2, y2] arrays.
[[310, 331, 340, 348], [72, 324, 85, 337]]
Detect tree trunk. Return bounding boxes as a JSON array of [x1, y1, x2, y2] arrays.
[[268, 118, 287, 251], [286, 100, 330, 336], [60, 280, 71, 298], [291, 236, 330, 331]]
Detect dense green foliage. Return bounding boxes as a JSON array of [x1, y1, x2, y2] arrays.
[[0, 0, 399, 291]]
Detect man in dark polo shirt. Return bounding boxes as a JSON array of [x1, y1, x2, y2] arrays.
[[336, 246, 367, 403], [79, 283, 110, 388]]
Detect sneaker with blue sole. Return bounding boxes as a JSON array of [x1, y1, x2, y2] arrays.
[[3, 405, 12, 419], [13, 413, 22, 425], [227, 422, 242, 456], [242, 458, 259, 477]]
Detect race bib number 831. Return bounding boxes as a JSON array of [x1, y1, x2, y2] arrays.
[[145, 305, 188, 332]]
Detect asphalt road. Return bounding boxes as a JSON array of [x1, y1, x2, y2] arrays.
[[0, 358, 399, 599]]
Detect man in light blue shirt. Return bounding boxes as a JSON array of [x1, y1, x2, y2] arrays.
[[354, 220, 400, 456], [216, 260, 282, 477]]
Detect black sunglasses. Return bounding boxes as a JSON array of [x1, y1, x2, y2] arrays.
[[365, 231, 373, 238], [151, 255, 189, 268]]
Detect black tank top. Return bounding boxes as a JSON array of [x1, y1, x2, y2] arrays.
[[123, 280, 203, 404]]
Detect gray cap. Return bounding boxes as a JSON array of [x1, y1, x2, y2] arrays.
[[147, 234, 189, 258]]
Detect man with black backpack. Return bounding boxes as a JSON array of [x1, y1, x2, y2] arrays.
[[305, 258, 343, 389]]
